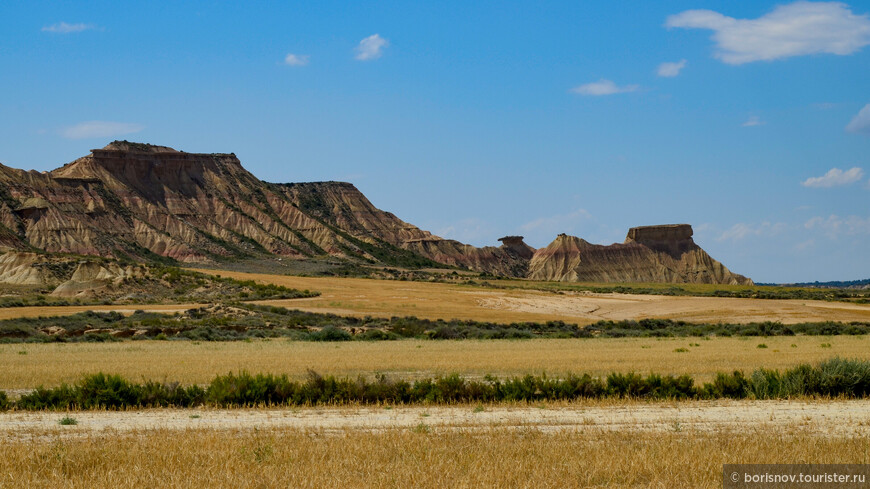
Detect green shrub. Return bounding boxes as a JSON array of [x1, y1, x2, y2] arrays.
[[307, 326, 352, 342], [701, 371, 749, 399], [11, 358, 870, 410]]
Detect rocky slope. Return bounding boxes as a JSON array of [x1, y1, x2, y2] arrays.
[[0, 251, 146, 297], [528, 225, 752, 285], [0, 141, 525, 274], [0, 142, 750, 284]]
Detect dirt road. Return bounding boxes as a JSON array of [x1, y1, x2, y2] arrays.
[[4, 400, 870, 439]]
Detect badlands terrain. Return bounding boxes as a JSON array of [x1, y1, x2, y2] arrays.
[[1, 142, 869, 488]]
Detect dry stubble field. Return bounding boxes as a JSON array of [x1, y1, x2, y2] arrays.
[[1, 335, 867, 389], [3, 270, 869, 325], [3, 423, 870, 488], [3, 270, 870, 487]]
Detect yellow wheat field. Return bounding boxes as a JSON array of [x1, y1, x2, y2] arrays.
[[2, 425, 869, 488], [1, 335, 867, 389]]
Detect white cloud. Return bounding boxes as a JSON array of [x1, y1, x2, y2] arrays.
[[717, 222, 787, 242], [569, 79, 639, 96], [805, 214, 870, 238], [742, 115, 764, 127], [435, 218, 495, 245], [283, 53, 310, 66], [801, 167, 864, 187], [60, 121, 144, 140], [846, 103, 870, 135], [354, 34, 388, 61], [42, 22, 95, 34], [666, 2, 870, 64], [657, 59, 687, 77]]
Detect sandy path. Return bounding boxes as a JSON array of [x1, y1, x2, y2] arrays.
[[4, 401, 870, 438], [476, 293, 870, 324]]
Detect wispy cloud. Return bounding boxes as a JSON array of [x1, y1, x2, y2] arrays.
[[435, 218, 495, 245], [716, 222, 787, 242], [283, 53, 310, 66], [666, 2, 870, 64], [42, 22, 95, 34], [846, 103, 870, 135], [569, 79, 639, 96], [805, 214, 870, 238], [742, 115, 764, 127], [354, 34, 388, 61], [657, 59, 687, 77], [60, 121, 144, 140], [801, 167, 864, 187]]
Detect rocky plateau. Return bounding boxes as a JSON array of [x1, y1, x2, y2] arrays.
[[0, 141, 751, 285]]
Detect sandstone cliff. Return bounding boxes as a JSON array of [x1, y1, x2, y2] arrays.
[[527, 225, 752, 285], [0, 142, 751, 284], [0, 251, 146, 297]]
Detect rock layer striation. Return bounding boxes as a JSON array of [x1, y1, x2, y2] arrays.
[[527, 225, 752, 285], [0, 142, 751, 284]]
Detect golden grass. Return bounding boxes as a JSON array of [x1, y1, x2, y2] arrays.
[[2, 425, 869, 488], [2, 335, 867, 389], [489, 278, 818, 294], [203, 269, 870, 325], [1, 269, 868, 325]]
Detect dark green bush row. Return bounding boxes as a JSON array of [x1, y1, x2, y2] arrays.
[[484, 281, 870, 303], [4, 358, 870, 410], [3, 305, 870, 343], [585, 319, 870, 337]]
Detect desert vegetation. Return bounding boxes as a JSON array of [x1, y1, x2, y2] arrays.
[[0, 266, 317, 309], [4, 358, 870, 410], [1, 303, 868, 343], [485, 278, 870, 303], [4, 335, 869, 389]]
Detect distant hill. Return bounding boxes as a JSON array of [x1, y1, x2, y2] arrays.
[[0, 141, 750, 284], [758, 279, 870, 289]]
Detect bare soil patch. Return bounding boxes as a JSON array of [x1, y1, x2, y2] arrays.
[[4, 400, 870, 439]]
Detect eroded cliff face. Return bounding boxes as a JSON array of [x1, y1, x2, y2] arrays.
[[276, 181, 533, 275], [527, 225, 753, 285], [0, 251, 146, 297], [0, 143, 751, 284], [1, 142, 530, 275]]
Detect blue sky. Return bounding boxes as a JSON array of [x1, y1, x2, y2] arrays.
[[1, 1, 869, 282]]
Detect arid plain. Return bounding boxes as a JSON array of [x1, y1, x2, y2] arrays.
[[2, 270, 870, 488]]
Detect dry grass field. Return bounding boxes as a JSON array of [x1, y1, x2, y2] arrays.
[[1, 335, 867, 389], [2, 423, 869, 488], [1, 270, 868, 326], [3, 270, 870, 487], [207, 270, 870, 325]]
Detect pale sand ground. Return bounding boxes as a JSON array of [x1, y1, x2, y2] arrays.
[[4, 401, 870, 439]]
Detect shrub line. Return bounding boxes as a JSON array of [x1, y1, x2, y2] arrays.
[[4, 358, 870, 411]]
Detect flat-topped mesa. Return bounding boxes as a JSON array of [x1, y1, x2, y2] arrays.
[[497, 235, 535, 260], [625, 224, 693, 244], [528, 224, 753, 285], [88, 141, 240, 171]]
